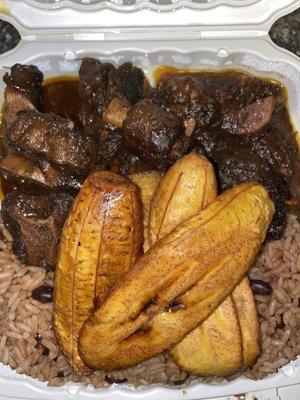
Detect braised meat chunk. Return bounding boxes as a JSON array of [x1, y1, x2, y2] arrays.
[[78, 58, 147, 134], [123, 99, 182, 164], [78, 58, 114, 135], [3, 64, 43, 108], [250, 128, 296, 184], [196, 71, 280, 106], [106, 62, 146, 105], [4, 87, 36, 128], [195, 71, 280, 136], [96, 127, 123, 167], [7, 110, 95, 176], [221, 96, 276, 136], [211, 144, 287, 239], [154, 76, 218, 136], [3, 64, 43, 127], [1, 191, 74, 268], [1, 155, 81, 191]]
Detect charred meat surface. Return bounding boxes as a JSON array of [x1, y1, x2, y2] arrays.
[[154, 76, 218, 135], [3, 64, 43, 109], [78, 58, 114, 135], [211, 142, 287, 239], [106, 62, 146, 105], [3, 64, 43, 127], [4, 87, 36, 128], [7, 110, 95, 176], [123, 99, 182, 164], [78, 59, 147, 134], [1, 191, 73, 267], [250, 127, 296, 184]]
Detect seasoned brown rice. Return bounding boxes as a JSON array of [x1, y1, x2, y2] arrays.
[[0, 216, 298, 388]]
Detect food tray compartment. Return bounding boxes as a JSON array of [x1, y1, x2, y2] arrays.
[[0, 36, 299, 400]]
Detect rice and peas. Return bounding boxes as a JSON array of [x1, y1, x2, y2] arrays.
[[0, 212, 298, 388]]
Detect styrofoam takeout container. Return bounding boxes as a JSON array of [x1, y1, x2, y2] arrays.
[[0, 0, 299, 399]]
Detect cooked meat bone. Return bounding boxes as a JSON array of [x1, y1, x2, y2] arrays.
[[0, 155, 81, 190], [1, 192, 73, 267], [79, 182, 274, 370]]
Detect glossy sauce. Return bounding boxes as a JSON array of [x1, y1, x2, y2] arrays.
[[42, 76, 79, 119]]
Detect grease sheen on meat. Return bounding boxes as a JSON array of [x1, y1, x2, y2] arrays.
[[78, 58, 147, 135], [7, 110, 95, 176], [123, 99, 182, 164], [210, 141, 287, 239], [3, 64, 43, 109], [3, 64, 43, 127], [154, 76, 218, 135]]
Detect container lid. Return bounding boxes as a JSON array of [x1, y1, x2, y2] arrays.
[[0, 0, 299, 37]]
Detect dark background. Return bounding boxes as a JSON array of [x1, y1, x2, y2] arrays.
[[0, 8, 299, 56]]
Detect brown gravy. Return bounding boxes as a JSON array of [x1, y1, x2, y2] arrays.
[[42, 76, 79, 119]]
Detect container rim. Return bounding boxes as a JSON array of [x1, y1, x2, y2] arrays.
[[1, 0, 299, 32]]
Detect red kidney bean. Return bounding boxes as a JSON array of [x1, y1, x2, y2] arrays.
[[250, 279, 272, 295], [32, 285, 53, 303]]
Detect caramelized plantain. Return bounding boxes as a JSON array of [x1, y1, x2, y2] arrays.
[[148, 153, 243, 375], [54, 171, 143, 373], [232, 277, 261, 367], [79, 183, 274, 370], [129, 171, 162, 252], [172, 296, 243, 376], [149, 153, 217, 247], [172, 278, 260, 375]]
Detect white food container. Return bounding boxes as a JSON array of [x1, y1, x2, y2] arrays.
[[0, 1, 299, 399]]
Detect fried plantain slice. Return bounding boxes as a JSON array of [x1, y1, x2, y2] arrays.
[[147, 153, 243, 376], [232, 277, 261, 367], [79, 182, 274, 370], [54, 170, 143, 373], [129, 171, 162, 252], [149, 153, 217, 247]]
